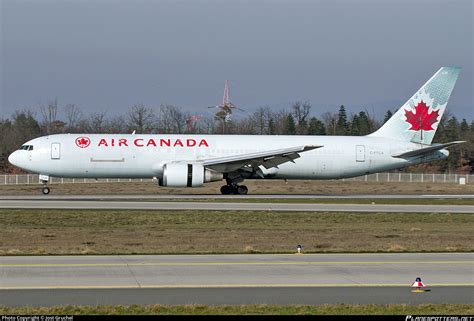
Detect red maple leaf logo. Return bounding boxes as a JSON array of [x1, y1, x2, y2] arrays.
[[404, 100, 439, 131], [75, 137, 91, 148]]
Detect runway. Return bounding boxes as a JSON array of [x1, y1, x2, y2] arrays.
[[1, 194, 474, 199], [1, 253, 473, 306], [0, 199, 473, 213], [3, 287, 472, 306]]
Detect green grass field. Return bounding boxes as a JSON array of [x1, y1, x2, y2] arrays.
[[1, 209, 472, 255], [1, 304, 472, 315]]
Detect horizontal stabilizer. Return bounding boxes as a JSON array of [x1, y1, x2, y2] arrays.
[[392, 141, 465, 158]]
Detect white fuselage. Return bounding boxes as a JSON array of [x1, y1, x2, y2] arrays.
[[8, 134, 447, 180]]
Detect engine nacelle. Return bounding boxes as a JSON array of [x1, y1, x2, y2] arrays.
[[158, 162, 222, 187]]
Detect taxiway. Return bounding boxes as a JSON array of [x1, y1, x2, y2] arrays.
[[1, 253, 472, 306], [0, 199, 473, 212]]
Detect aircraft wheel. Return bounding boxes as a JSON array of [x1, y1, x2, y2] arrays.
[[236, 185, 248, 195], [220, 185, 232, 195], [42, 187, 50, 195]]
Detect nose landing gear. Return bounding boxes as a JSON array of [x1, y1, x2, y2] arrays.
[[39, 174, 50, 195], [42, 186, 50, 195], [220, 184, 248, 195]]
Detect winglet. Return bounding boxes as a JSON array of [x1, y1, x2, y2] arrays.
[[302, 145, 322, 152]]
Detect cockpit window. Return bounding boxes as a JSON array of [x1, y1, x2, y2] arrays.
[[28, 145, 33, 151], [19, 145, 33, 150]]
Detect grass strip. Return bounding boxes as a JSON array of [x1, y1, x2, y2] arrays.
[[1, 180, 473, 197], [1, 304, 472, 315], [1, 209, 472, 255]]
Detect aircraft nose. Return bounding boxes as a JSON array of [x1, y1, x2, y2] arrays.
[[8, 151, 20, 166]]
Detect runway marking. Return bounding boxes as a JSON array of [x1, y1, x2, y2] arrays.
[[412, 289, 431, 293], [1, 283, 473, 290], [1, 261, 472, 268]]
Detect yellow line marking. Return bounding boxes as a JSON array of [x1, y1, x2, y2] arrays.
[[412, 289, 430, 293], [1, 283, 473, 290], [1, 261, 472, 268]]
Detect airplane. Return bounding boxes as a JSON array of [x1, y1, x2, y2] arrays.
[[8, 67, 464, 195]]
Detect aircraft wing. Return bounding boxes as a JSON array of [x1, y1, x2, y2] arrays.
[[203, 145, 321, 173], [392, 141, 465, 158]]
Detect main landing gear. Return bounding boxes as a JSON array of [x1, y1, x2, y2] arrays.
[[220, 183, 248, 195]]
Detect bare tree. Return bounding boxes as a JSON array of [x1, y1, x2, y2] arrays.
[[270, 110, 291, 134], [235, 118, 256, 134], [321, 111, 338, 135], [64, 104, 82, 132], [292, 101, 311, 134], [40, 99, 59, 134], [363, 107, 380, 132], [127, 104, 156, 134], [108, 115, 127, 134], [200, 116, 217, 134], [158, 104, 189, 134], [158, 104, 173, 133], [251, 106, 272, 135], [169, 106, 188, 134], [88, 110, 108, 133]]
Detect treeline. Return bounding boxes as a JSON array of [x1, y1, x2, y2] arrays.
[[1, 100, 472, 174]]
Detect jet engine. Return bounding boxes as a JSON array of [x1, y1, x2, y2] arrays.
[[158, 162, 223, 187]]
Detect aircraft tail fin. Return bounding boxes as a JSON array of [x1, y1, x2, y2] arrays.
[[370, 67, 461, 145]]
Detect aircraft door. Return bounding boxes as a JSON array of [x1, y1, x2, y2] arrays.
[[51, 143, 61, 159], [356, 145, 365, 162]]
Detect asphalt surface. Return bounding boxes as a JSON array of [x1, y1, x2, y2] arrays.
[[1, 196, 472, 306], [0, 199, 473, 212], [2, 287, 472, 307], [1, 194, 474, 200], [1, 253, 473, 306]]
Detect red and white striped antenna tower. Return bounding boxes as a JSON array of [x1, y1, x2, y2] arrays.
[[222, 80, 234, 109], [208, 80, 244, 134], [186, 114, 202, 132], [209, 80, 244, 113]]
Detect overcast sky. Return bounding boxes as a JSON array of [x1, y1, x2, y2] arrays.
[[1, 0, 473, 121]]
